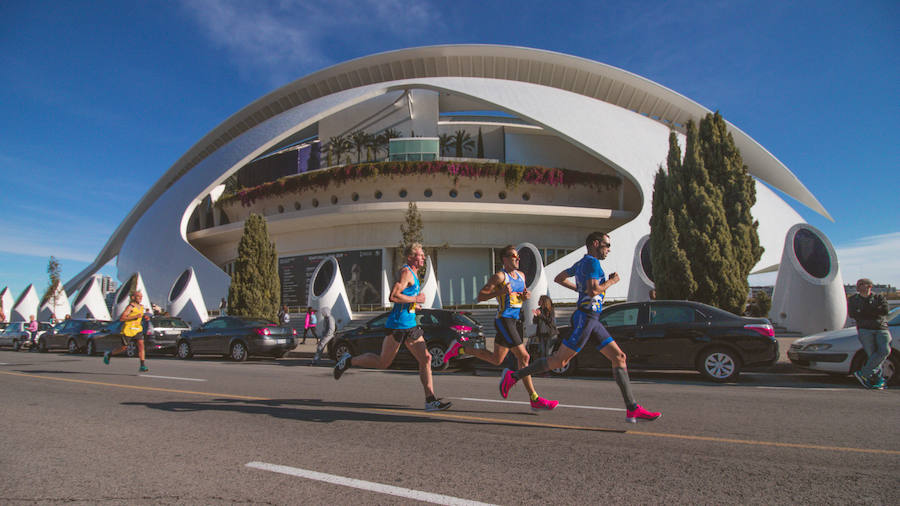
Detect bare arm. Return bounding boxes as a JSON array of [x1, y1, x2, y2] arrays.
[[477, 271, 507, 302], [389, 268, 425, 304], [554, 270, 576, 292]]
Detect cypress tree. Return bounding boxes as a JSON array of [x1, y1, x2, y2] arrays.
[[228, 213, 280, 322], [476, 128, 485, 158], [397, 202, 425, 274]]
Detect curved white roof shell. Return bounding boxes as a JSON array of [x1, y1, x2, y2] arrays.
[[66, 45, 829, 296]]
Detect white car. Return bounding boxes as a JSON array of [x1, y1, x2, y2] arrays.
[[788, 307, 899, 384]]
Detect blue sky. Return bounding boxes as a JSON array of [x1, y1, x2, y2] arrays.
[[1, 0, 897, 301]]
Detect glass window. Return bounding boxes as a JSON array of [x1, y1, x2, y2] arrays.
[[600, 307, 639, 327], [648, 304, 695, 325], [367, 314, 388, 330], [417, 312, 439, 327], [888, 307, 900, 326], [204, 319, 229, 330]]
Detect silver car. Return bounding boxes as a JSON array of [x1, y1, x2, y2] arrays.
[[788, 308, 899, 384]]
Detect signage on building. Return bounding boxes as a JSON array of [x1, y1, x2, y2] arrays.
[[279, 249, 382, 308]]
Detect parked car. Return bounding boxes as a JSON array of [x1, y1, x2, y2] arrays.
[[143, 316, 191, 356], [83, 321, 132, 356], [175, 316, 297, 361], [548, 300, 778, 382], [0, 322, 53, 351], [40, 319, 108, 353], [788, 307, 899, 385], [327, 309, 486, 370]]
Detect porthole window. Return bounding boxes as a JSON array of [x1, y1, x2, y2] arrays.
[[424, 189, 433, 198], [449, 189, 458, 198], [399, 189, 408, 198], [375, 191, 383, 199], [474, 190, 482, 199], [351, 192, 359, 202], [522, 193, 531, 201], [312, 198, 319, 208], [331, 196, 338, 205], [499, 191, 507, 200], [294, 202, 301, 210], [278, 205, 284, 213]]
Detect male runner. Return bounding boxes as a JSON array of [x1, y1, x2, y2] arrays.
[[444, 245, 557, 411], [333, 243, 451, 412], [498, 232, 660, 423]]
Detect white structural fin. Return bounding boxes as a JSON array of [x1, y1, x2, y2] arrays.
[[12, 284, 40, 323], [308, 256, 353, 330], [626, 235, 655, 302], [167, 267, 209, 329], [38, 285, 71, 321], [113, 272, 152, 319], [516, 242, 547, 339], [770, 224, 846, 335], [421, 256, 441, 309], [2, 286, 16, 322], [72, 277, 112, 321]]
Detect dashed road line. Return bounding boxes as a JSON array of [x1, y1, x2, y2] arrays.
[[450, 396, 625, 411], [138, 374, 207, 382], [246, 461, 495, 505]]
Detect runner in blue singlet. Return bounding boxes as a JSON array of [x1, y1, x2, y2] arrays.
[[498, 232, 661, 423], [333, 243, 451, 412], [444, 245, 558, 411]]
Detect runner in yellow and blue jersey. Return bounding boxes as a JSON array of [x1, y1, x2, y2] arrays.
[[333, 243, 451, 412], [498, 232, 660, 423], [444, 245, 558, 411]]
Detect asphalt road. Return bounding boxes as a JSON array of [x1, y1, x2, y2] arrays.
[[1, 350, 897, 505]]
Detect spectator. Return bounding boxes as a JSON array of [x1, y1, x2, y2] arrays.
[[219, 297, 227, 316], [312, 306, 336, 365], [302, 307, 318, 344], [848, 278, 892, 390], [27, 315, 38, 351], [532, 295, 558, 360], [649, 289, 657, 300], [279, 305, 290, 325]]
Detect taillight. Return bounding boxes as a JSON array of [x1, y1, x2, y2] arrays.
[[450, 325, 472, 333], [80, 330, 97, 335], [744, 324, 774, 337], [292, 328, 297, 336], [255, 327, 271, 336]]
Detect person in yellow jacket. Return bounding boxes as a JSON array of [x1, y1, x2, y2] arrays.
[[103, 290, 149, 372]]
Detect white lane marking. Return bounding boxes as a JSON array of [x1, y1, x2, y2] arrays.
[[246, 462, 495, 505], [755, 386, 848, 391], [450, 397, 626, 412], [137, 374, 207, 382]]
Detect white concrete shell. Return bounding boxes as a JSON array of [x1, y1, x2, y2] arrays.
[[420, 256, 441, 310], [12, 284, 39, 323], [38, 286, 71, 322], [1, 287, 13, 322], [167, 267, 208, 329], [113, 272, 152, 319], [72, 277, 112, 321], [308, 256, 352, 329], [65, 45, 831, 329], [516, 242, 548, 338]]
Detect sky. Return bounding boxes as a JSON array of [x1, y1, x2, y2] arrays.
[[0, 0, 897, 303]]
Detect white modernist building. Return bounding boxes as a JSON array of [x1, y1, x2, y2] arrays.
[[64, 45, 843, 334]]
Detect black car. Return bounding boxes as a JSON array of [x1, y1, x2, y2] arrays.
[[83, 321, 130, 356], [144, 316, 191, 355], [38, 319, 108, 353], [549, 300, 777, 382], [328, 309, 485, 370], [175, 316, 297, 361]]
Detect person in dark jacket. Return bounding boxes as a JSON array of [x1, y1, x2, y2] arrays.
[[532, 295, 558, 360], [847, 278, 891, 389]]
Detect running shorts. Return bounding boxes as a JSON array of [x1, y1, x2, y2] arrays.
[[561, 309, 613, 353], [389, 326, 424, 344], [493, 317, 523, 348]]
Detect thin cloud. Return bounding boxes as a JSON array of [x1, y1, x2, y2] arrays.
[[835, 232, 900, 287], [180, 0, 438, 86]]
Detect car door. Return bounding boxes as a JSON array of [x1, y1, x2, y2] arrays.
[[192, 318, 229, 353], [47, 321, 69, 348], [590, 305, 643, 366], [354, 314, 389, 355], [636, 303, 709, 367]]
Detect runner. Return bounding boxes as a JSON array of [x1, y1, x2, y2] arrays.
[[444, 245, 558, 411], [498, 232, 661, 423], [333, 243, 451, 412], [102, 290, 149, 372]]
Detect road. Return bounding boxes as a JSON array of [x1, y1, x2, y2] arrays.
[[1, 350, 897, 504]]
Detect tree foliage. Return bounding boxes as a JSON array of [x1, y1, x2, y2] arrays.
[[228, 213, 280, 321], [649, 113, 763, 314], [449, 129, 474, 157], [746, 290, 772, 317], [398, 202, 424, 274], [41, 256, 62, 307], [476, 128, 485, 158]]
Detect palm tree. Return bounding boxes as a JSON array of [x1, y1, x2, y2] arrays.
[[448, 129, 475, 158], [350, 130, 371, 163], [327, 135, 350, 167], [378, 128, 403, 160], [438, 133, 452, 156]]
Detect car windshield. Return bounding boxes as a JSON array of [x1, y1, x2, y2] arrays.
[[84, 320, 109, 330], [153, 317, 189, 328], [452, 313, 479, 327], [888, 307, 900, 326]]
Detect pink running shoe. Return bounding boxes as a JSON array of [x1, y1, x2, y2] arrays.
[[626, 404, 661, 423], [443, 339, 463, 364], [530, 396, 559, 411], [499, 368, 518, 399]]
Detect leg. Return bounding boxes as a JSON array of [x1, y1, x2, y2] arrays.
[[508, 344, 536, 397], [314, 334, 333, 363], [857, 329, 878, 379], [861, 329, 892, 381], [351, 334, 403, 369], [465, 343, 510, 366], [405, 337, 435, 398]]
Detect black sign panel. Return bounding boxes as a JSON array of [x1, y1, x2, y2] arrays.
[[279, 249, 382, 308]]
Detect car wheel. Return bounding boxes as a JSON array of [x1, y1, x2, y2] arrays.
[[333, 341, 351, 361], [67, 339, 79, 354], [231, 341, 248, 362], [698, 347, 741, 382], [176, 341, 192, 359], [428, 342, 449, 371], [550, 355, 578, 377], [126, 340, 138, 358], [38, 338, 48, 353], [13, 340, 21, 352], [85, 340, 96, 356], [883, 353, 899, 385]]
